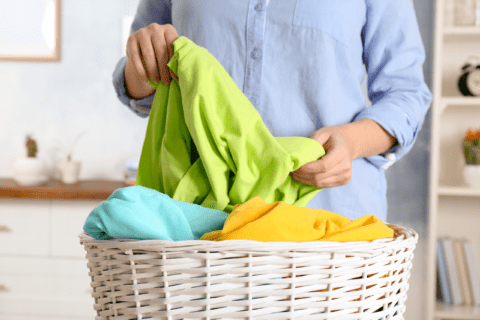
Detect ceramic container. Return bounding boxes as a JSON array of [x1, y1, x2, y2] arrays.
[[57, 159, 81, 184], [13, 157, 48, 186], [463, 165, 480, 187]]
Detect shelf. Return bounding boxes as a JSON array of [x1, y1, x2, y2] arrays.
[[444, 26, 480, 40], [436, 302, 480, 319], [443, 97, 480, 106], [439, 97, 480, 114], [429, 1, 480, 320], [445, 26, 480, 35], [438, 185, 480, 197], [0, 178, 126, 200]]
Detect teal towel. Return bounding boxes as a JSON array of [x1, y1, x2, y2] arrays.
[[83, 186, 228, 240]]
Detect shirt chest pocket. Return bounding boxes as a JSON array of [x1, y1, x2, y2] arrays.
[[293, 0, 364, 46]]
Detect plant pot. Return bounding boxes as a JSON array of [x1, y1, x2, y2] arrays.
[[57, 159, 81, 184], [463, 165, 480, 187], [13, 157, 48, 186]]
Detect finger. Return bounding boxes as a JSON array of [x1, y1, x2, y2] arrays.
[[127, 39, 149, 82], [150, 34, 170, 86], [292, 159, 348, 185], [295, 149, 343, 174], [304, 139, 350, 174], [166, 43, 177, 80], [292, 164, 334, 180], [151, 32, 172, 86], [138, 35, 161, 84], [290, 171, 348, 189], [294, 157, 330, 175], [311, 129, 331, 146], [164, 30, 179, 80]]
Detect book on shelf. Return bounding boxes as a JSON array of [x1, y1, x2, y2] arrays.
[[437, 239, 452, 304], [463, 239, 480, 305], [442, 237, 464, 305], [454, 239, 473, 305]]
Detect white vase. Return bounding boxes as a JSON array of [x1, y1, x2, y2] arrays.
[[57, 159, 81, 184], [13, 157, 48, 186], [463, 165, 480, 187]]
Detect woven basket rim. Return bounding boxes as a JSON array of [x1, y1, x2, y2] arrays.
[[79, 224, 417, 253]]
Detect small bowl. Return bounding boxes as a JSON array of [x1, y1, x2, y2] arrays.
[[463, 165, 480, 188]]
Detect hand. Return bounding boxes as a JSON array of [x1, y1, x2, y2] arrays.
[[290, 126, 354, 188], [126, 23, 179, 86]]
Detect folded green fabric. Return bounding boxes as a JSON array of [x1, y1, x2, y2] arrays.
[[83, 186, 228, 240], [137, 36, 325, 212]]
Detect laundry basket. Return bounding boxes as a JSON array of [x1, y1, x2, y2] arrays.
[[79, 224, 417, 320]]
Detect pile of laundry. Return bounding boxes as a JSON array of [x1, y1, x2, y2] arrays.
[[83, 37, 393, 243]]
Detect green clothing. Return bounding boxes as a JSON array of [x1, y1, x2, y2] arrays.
[[136, 36, 325, 212]]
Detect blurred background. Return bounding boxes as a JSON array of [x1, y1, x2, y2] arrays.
[[0, 1, 434, 319]]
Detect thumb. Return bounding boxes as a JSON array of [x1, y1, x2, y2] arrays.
[[310, 127, 331, 146]]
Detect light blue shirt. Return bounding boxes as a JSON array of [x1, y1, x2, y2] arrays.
[[112, 0, 432, 221]]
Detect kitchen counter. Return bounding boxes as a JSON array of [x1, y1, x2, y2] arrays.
[[0, 178, 125, 200]]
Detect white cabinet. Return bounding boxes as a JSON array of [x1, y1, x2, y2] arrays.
[[0, 200, 49, 256], [0, 199, 100, 319], [427, 0, 480, 319]]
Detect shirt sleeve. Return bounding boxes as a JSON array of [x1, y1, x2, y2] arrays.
[[353, 0, 433, 170], [112, 0, 173, 118]]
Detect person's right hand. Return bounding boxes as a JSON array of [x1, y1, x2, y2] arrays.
[[126, 23, 179, 86]]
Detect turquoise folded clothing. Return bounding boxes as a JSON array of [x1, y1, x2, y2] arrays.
[[83, 186, 228, 241]]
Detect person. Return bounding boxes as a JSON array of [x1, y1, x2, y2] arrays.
[[112, 0, 432, 221]]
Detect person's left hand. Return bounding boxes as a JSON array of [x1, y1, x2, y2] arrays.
[[290, 125, 354, 188]]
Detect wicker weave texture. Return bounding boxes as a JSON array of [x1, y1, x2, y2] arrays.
[[79, 224, 417, 320]]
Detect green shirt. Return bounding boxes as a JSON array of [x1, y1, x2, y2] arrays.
[[136, 37, 325, 212]]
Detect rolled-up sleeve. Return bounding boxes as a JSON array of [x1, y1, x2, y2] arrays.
[[353, 0, 432, 170], [112, 0, 173, 118]]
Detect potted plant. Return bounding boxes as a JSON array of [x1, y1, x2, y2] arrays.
[[462, 127, 480, 187], [13, 135, 48, 186], [55, 131, 85, 184]]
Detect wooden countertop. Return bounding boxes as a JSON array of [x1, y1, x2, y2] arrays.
[[0, 178, 126, 200]]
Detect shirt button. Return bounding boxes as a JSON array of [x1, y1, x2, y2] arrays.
[[250, 48, 260, 59], [254, 3, 262, 11], [250, 97, 257, 105]]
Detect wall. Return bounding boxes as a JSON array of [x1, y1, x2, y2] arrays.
[[0, 0, 144, 180], [0, 1, 434, 319]]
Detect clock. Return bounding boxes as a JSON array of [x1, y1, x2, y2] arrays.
[[458, 56, 480, 96]]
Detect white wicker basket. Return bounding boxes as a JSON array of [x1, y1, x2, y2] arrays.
[[79, 224, 417, 320]]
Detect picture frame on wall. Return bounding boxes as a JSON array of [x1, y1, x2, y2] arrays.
[[0, 0, 61, 61]]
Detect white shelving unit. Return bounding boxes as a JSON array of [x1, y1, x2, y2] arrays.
[[427, 1, 480, 320]]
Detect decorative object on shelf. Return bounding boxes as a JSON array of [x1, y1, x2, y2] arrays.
[[455, 0, 477, 25], [13, 135, 49, 186], [462, 127, 480, 187], [124, 156, 139, 186], [458, 56, 480, 96], [57, 158, 81, 184], [54, 131, 86, 184]]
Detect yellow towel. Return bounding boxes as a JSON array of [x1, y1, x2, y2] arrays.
[[201, 197, 393, 242]]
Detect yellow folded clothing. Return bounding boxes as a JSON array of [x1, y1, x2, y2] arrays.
[[201, 197, 394, 242]]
